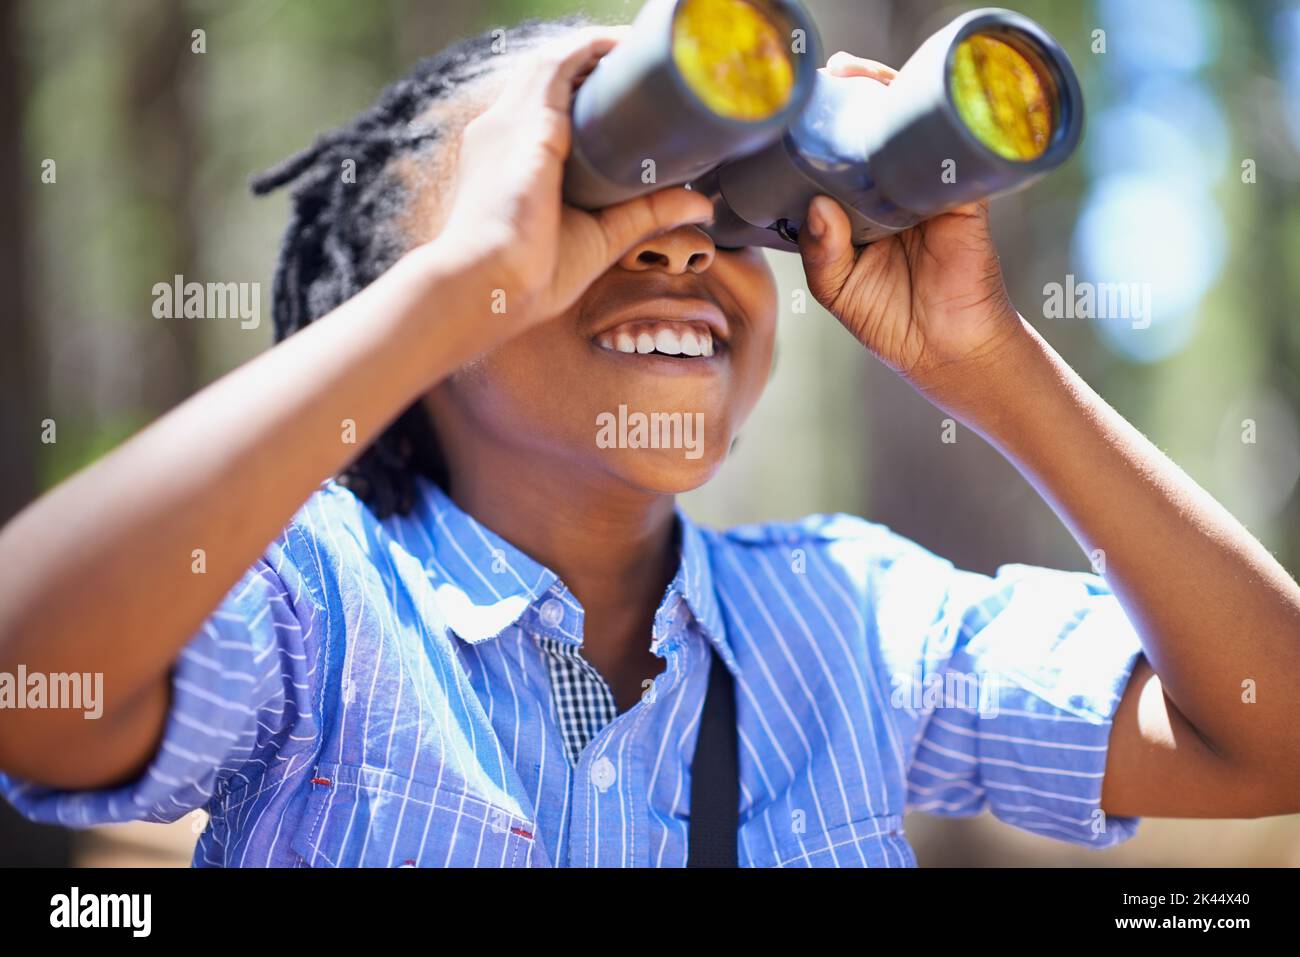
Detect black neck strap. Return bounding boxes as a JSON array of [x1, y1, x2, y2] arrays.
[[687, 649, 739, 867]]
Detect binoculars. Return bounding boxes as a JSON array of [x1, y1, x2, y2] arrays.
[[563, 0, 1083, 251]]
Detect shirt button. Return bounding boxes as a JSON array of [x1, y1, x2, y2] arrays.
[[539, 598, 565, 628], [590, 756, 616, 792]]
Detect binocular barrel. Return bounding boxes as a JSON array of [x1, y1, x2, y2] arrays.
[[563, 0, 822, 209], [562, 2, 1084, 252], [702, 8, 1084, 250]]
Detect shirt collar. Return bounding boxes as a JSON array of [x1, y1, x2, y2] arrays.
[[410, 479, 735, 675], [671, 507, 734, 672]]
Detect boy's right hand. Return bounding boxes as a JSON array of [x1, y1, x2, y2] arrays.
[[434, 27, 714, 329]]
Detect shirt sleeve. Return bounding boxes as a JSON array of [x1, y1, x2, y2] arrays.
[[888, 556, 1143, 848], [0, 531, 320, 828]]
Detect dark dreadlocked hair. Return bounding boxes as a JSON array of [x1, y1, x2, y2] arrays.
[[250, 16, 592, 518]]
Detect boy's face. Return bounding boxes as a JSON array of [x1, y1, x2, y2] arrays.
[[402, 66, 779, 497]]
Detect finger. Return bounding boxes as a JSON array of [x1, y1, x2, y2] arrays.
[[592, 187, 714, 262], [945, 198, 990, 218], [824, 51, 897, 84], [925, 198, 991, 230], [529, 26, 629, 111], [568, 27, 630, 87], [798, 195, 857, 307]]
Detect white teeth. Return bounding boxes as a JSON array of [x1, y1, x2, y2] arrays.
[[599, 323, 720, 357], [654, 328, 681, 355]]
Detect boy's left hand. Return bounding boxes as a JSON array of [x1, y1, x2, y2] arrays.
[[798, 52, 1024, 395]]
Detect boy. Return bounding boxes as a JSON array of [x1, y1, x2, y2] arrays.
[[0, 21, 1297, 867]]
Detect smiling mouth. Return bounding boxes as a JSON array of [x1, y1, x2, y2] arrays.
[[594, 320, 718, 358]]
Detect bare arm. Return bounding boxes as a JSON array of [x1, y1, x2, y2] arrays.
[[0, 28, 711, 789], [933, 321, 1300, 818], [0, 244, 497, 786]]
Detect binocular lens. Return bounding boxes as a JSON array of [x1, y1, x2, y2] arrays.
[[672, 0, 795, 121], [949, 32, 1055, 162]]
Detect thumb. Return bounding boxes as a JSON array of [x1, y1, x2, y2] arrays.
[[591, 187, 714, 262], [799, 195, 857, 309]]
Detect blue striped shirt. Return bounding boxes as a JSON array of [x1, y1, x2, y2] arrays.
[[1, 477, 1143, 866]]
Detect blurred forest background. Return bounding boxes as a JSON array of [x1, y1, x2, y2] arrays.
[[1, 0, 1298, 866]]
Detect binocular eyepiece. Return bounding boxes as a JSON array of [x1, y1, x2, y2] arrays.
[[562, 0, 1083, 251]]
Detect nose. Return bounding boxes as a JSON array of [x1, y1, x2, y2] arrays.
[[617, 225, 715, 274]]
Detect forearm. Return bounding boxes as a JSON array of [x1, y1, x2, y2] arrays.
[[0, 240, 496, 765], [929, 316, 1300, 773]]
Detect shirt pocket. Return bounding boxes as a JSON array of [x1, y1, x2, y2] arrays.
[[292, 762, 545, 867], [755, 813, 916, 868]]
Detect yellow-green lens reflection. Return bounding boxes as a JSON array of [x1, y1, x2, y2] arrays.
[[672, 0, 794, 121], [949, 33, 1054, 161]]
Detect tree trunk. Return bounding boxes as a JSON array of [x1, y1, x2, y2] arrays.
[[0, 0, 74, 868]]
